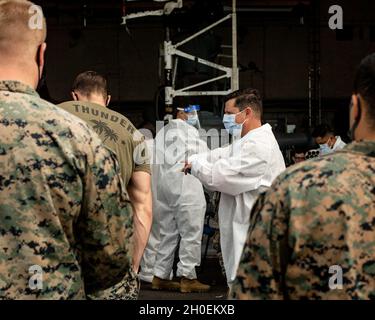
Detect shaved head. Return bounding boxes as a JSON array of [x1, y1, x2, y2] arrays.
[[0, 0, 47, 88], [0, 0, 46, 62]]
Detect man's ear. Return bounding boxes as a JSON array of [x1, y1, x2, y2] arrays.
[[350, 94, 359, 123], [71, 92, 78, 101], [37, 43, 47, 77], [245, 107, 253, 118], [106, 95, 112, 107]]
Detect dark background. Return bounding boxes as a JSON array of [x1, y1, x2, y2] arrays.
[[34, 0, 375, 139]]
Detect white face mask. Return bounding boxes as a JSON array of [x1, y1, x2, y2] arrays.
[[319, 137, 334, 155], [319, 138, 334, 155], [222, 110, 246, 136]]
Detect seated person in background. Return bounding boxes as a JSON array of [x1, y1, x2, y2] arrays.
[[231, 53, 375, 300], [312, 123, 346, 155], [290, 147, 306, 165], [58, 71, 152, 300]]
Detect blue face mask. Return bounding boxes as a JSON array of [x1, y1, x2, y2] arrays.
[[319, 143, 333, 156], [223, 113, 243, 136], [186, 115, 199, 127]]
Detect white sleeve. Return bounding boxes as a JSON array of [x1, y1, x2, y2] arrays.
[[190, 141, 269, 196], [185, 128, 209, 157], [170, 121, 209, 159], [189, 144, 231, 165]]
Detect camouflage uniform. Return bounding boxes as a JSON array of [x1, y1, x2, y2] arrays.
[[87, 269, 140, 300], [0, 81, 134, 300], [231, 141, 375, 300], [211, 193, 226, 280]]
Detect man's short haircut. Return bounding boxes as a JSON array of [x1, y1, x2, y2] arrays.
[[353, 53, 375, 128], [291, 147, 306, 158], [312, 124, 334, 138], [224, 88, 263, 119], [0, 0, 46, 59], [72, 71, 109, 99]]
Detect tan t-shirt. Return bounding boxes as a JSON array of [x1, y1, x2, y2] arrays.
[[58, 101, 150, 186]]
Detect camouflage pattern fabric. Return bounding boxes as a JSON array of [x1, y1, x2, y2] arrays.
[[213, 232, 226, 281], [231, 141, 375, 300], [211, 206, 226, 281], [87, 269, 140, 300], [0, 81, 134, 300]]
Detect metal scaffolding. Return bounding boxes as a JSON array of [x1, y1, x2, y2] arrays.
[[121, 0, 239, 119], [163, 0, 239, 119]]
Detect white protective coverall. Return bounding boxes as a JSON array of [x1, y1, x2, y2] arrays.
[[153, 119, 209, 280], [189, 124, 286, 285], [139, 138, 166, 283]]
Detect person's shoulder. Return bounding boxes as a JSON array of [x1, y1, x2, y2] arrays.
[[104, 108, 147, 148], [168, 118, 184, 127], [40, 100, 92, 129], [5, 95, 106, 160], [13, 95, 89, 130], [57, 100, 80, 111], [245, 124, 278, 146], [56, 101, 94, 124], [35, 99, 106, 149], [242, 131, 279, 160], [98, 106, 136, 131], [113, 111, 133, 127], [58, 101, 122, 136], [1, 87, 102, 149], [276, 151, 353, 188], [58, 100, 97, 116], [57, 101, 74, 107]]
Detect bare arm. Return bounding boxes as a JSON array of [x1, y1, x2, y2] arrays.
[[127, 171, 152, 272]]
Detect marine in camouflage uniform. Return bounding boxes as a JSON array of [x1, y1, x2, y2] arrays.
[[0, 81, 134, 300], [231, 141, 375, 299]]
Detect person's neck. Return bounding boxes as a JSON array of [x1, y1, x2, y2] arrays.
[[241, 119, 262, 137], [84, 95, 106, 108], [0, 66, 37, 89], [79, 97, 106, 108], [354, 122, 375, 142], [356, 132, 375, 142]]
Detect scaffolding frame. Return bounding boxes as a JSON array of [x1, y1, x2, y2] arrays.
[[164, 0, 239, 110]]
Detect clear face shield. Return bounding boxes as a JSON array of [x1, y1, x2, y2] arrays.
[[178, 105, 201, 130]]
